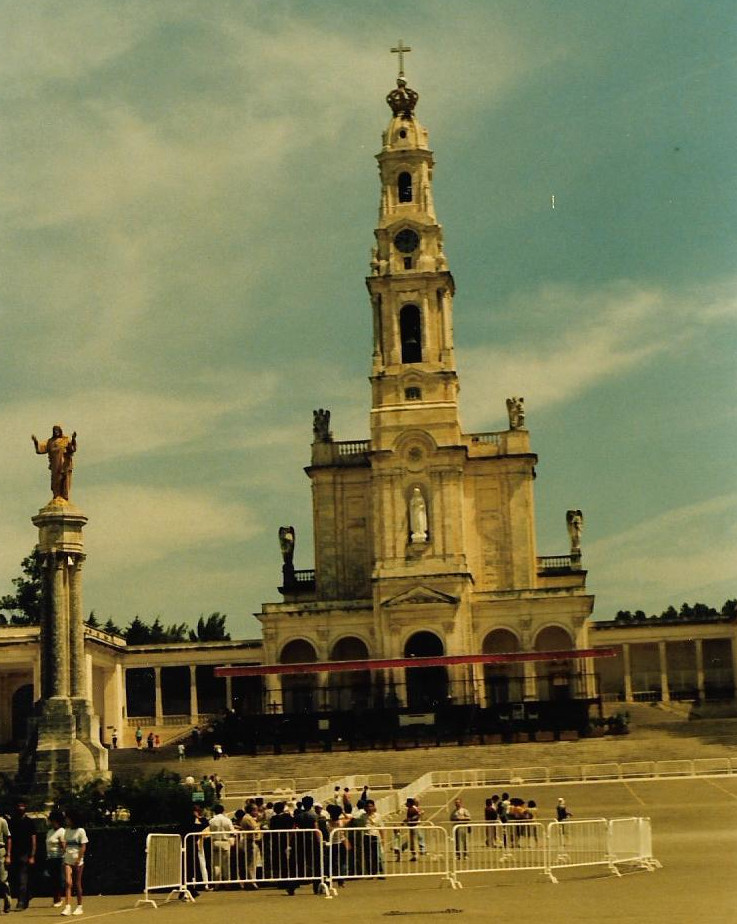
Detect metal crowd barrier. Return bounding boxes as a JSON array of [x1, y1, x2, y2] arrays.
[[451, 821, 547, 879], [422, 758, 737, 789], [450, 821, 547, 880], [182, 829, 329, 896], [326, 824, 455, 891], [140, 817, 659, 903], [223, 772, 394, 800], [137, 833, 190, 907], [546, 819, 614, 883]]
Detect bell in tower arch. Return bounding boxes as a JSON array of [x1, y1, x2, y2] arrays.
[[400, 304, 422, 363]]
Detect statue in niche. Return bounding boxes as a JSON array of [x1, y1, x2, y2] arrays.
[[312, 408, 332, 442], [409, 486, 428, 543], [506, 396, 525, 430], [32, 425, 77, 502], [566, 509, 584, 553], [278, 526, 295, 567]]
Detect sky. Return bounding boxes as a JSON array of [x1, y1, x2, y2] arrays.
[[1, 1, 735, 639]]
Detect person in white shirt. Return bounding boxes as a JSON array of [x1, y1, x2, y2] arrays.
[[450, 798, 471, 859], [60, 811, 88, 916], [362, 801, 384, 875], [0, 813, 10, 913], [208, 805, 234, 883], [45, 812, 65, 908]]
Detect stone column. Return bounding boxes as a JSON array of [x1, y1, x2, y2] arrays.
[[470, 662, 486, 708], [658, 641, 670, 702], [32, 659, 41, 703], [23, 502, 109, 799], [622, 643, 633, 702], [263, 672, 282, 714], [523, 661, 537, 700], [224, 671, 233, 712], [85, 653, 93, 702], [307, 672, 322, 711], [154, 666, 163, 722], [391, 667, 406, 707], [694, 639, 705, 702], [69, 556, 86, 698], [113, 663, 124, 726], [189, 665, 199, 722], [50, 555, 69, 697]]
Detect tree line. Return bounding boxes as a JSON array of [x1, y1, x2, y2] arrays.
[[0, 548, 230, 643], [614, 599, 737, 624]]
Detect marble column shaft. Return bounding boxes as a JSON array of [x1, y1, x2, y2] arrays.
[[189, 665, 199, 721], [658, 641, 670, 702], [49, 556, 70, 697], [69, 557, 86, 698], [622, 642, 633, 702]]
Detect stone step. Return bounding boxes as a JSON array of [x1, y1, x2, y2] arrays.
[[105, 719, 737, 788]]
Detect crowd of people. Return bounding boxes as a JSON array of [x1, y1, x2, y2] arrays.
[[178, 783, 574, 896], [0, 800, 89, 916], [182, 784, 387, 896]]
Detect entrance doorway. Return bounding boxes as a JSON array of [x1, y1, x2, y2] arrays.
[[404, 631, 447, 710], [279, 639, 318, 714]]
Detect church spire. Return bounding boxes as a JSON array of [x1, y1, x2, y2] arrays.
[[366, 48, 458, 452]]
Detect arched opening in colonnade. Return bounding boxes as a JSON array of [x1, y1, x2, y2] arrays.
[[279, 639, 318, 715], [482, 629, 523, 704], [404, 631, 447, 711], [535, 625, 574, 700], [329, 636, 372, 711]]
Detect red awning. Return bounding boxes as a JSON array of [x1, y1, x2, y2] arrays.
[[215, 647, 616, 678]]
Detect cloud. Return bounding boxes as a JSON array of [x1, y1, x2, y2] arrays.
[[458, 279, 737, 429], [82, 484, 261, 570], [587, 493, 737, 614], [0, 382, 277, 486]]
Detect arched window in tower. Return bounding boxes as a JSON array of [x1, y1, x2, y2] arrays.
[[398, 171, 413, 203], [400, 304, 422, 363]]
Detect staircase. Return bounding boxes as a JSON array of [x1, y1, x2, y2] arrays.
[[3, 711, 735, 791], [106, 711, 737, 788]]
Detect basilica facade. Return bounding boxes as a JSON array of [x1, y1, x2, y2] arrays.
[[256, 70, 596, 724], [6, 65, 733, 753]]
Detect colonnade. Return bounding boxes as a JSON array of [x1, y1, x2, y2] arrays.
[[603, 636, 737, 702]]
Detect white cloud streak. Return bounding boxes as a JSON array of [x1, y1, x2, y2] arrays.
[[459, 280, 737, 429]]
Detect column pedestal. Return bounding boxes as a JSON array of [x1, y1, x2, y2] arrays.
[[19, 502, 109, 801]]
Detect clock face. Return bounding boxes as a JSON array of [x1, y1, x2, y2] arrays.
[[394, 228, 420, 253]]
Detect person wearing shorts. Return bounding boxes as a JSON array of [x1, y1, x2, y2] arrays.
[[60, 811, 88, 916]]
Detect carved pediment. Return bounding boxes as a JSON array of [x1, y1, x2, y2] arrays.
[[382, 585, 459, 607]]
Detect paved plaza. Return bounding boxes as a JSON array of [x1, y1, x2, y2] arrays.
[[14, 775, 736, 924]]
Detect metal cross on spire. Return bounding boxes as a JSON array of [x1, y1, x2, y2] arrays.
[[390, 39, 412, 78]]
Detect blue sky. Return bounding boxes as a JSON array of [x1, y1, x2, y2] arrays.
[[1, 1, 735, 637]]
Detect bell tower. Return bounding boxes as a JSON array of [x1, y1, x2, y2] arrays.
[[259, 44, 595, 720], [367, 50, 471, 585], [367, 48, 460, 454]]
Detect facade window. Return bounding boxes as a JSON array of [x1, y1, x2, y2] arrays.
[[403, 257, 412, 269], [400, 304, 422, 363], [405, 387, 422, 400], [398, 171, 413, 203]]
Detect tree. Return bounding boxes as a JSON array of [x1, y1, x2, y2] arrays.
[[123, 615, 188, 645], [123, 616, 152, 645], [86, 610, 100, 628], [189, 612, 230, 642], [103, 618, 122, 636], [0, 548, 45, 625]]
